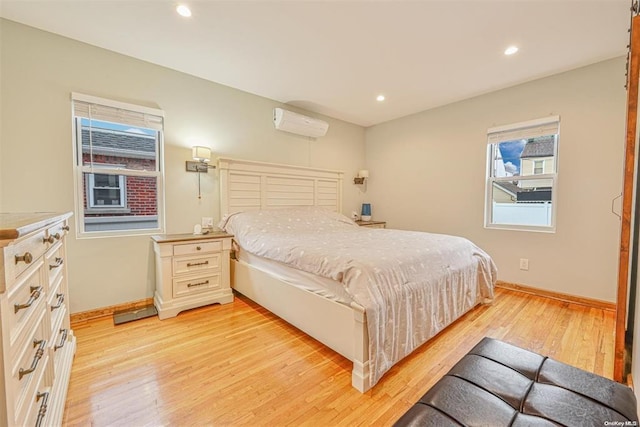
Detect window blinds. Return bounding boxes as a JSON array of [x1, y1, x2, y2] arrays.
[[72, 93, 164, 130], [487, 115, 559, 144]]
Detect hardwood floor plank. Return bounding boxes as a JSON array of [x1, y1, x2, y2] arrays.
[[63, 288, 616, 426]]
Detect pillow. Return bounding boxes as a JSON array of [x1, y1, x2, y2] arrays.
[[218, 206, 357, 238]]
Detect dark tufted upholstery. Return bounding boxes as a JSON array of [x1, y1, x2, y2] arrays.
[[394, 337, 638, 427]]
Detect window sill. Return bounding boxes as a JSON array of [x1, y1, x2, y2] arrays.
[[85, 208, 131, 215]]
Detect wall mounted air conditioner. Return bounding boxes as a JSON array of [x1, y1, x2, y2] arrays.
[[273, 107, 329, 138]]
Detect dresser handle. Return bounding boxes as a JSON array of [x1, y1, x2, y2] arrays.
[[49, 257, 64, 270], [196, 246, 202, 251], [14, 252, 33, 265], [51, 293, 64, 311], [53, 233, 61, 241], [62, 225, 70, 231], [35, 391, 49, 427], [43, 235, 55, 244], [186, 260, 209, 267], [19, 339, 46, 380], [14, 286, 43, 313], [187, 280, 209, 288], [54, 328, 68, 351]]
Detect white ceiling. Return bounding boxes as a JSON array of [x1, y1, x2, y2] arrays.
[[0, 0, 630, 127]]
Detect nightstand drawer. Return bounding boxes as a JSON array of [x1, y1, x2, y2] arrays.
[[173, 241, 222, 256], [173, 273, 221, 298], [355, 220, 386, 229], [364, 223, 385, 229], [173, 253, 221, 275]]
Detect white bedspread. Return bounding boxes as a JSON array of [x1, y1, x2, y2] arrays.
[[220, 207, 497, 387]]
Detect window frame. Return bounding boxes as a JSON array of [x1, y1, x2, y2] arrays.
[[71, 93, 165, 238], [533, 159, 545, 175], [88, 173, 126, 208], [484, 116, 560, 233]]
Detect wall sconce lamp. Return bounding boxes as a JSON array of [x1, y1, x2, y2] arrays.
[[186, 146, 216, 199], [354, 169, 369, 185]]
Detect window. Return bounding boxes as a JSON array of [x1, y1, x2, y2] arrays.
[[485, 116, 559, 232], [72, 93, 165, 237], [88, 173, 126, 208], [533, 160, 544, 175]]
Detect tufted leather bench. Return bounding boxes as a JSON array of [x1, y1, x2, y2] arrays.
[[394, 337, 638, 426]]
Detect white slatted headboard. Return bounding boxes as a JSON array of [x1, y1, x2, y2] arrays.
[[218, 158, 343, 215]]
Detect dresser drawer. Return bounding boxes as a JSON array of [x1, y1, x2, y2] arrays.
[[173, 273, 221, 298], [4, 230, 49, 291], [173, 241, 222, 256], [48, 273, 64, 306], [49, 294, 67, 339], [45, 242, 65, 288], [21, 374, 49, 427], [52, 325, 71, 374], [7, 262, 46, 350], [46, 221, 68, 244], [173, 253, 221, 276], [10, 308, 48, 425], [49, 279, 67, 345]]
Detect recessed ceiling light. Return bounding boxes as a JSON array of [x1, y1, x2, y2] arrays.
[[376, 95, 385, 102], [504, 46, 519, 56], [176, 4, 192, 17]]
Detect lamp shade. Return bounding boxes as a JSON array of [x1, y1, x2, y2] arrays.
[[192, 146, 211, 162]]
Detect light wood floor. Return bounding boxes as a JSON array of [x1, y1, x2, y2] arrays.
[[62, 287, 615, 426]]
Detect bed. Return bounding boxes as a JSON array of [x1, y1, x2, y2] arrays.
[[217, 157, 497, 392]]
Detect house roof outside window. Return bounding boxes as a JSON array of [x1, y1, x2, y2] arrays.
[[521, 136, 554, 158], [81, 127, 156, 160]]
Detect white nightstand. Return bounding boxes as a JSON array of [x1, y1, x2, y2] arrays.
[[355, 220, 386, 229], [152, 232, 234, 319]]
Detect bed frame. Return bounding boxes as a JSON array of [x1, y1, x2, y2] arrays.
[[217, 157, 372, 392]]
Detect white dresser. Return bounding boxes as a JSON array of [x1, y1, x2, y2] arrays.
[[0, 212, 75, 427], [152, 232, 233, 320]]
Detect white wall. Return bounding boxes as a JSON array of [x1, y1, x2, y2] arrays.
[[365, 58, 626, 302], [0, 19, 366, 312]]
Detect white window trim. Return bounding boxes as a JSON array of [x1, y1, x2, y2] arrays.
[[533, 159, 545, 175], [71, 93, 165, 238], [87, 173, 126, 208], [484, 117, 559, 233]]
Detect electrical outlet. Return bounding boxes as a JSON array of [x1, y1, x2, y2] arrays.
[[201, 217, 214, 229], [519, 258, 529, 271]]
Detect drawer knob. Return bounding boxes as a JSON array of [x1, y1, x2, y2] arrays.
[[43, 235, 55, 244], [49, 257, 64, 270], [18, 339, 46, 380], [62, 225, 70, 231], [53, 232, 61, 241], [14, 286, 43, 313], [196, 246, 202, 251], [15, 252, 33, 265], [54, 328, 68, 351]]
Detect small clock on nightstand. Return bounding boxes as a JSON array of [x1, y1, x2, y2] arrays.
[[355, 220, 386, 229]]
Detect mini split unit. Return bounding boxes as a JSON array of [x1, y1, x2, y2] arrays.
[[273, 107, 329, 138]]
